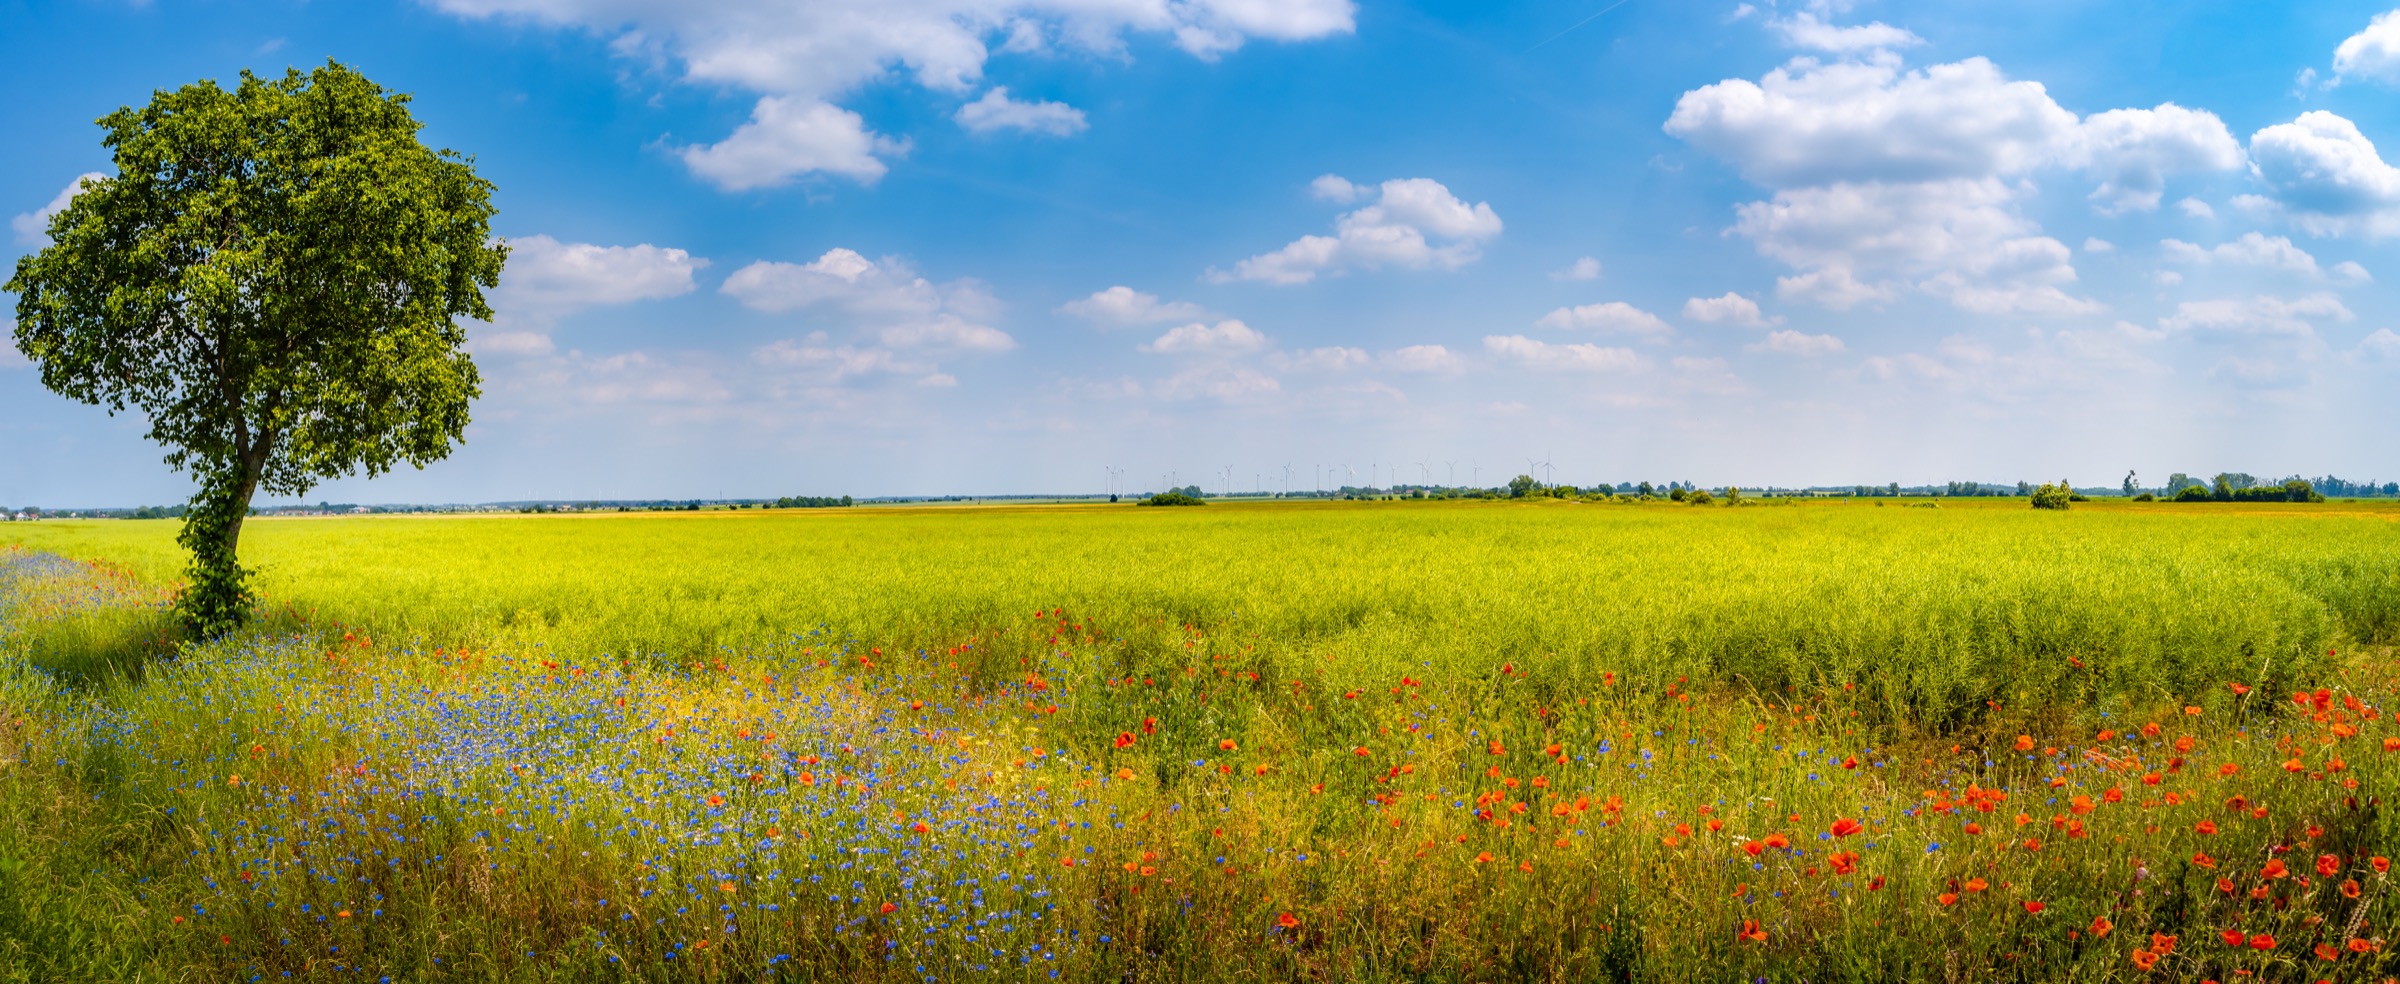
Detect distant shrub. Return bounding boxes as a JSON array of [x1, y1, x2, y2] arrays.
[[1138, 492, 1206, 507], [2030, 480, 2073, 511], [1909, 501, 1940, 509], [1686, 490, 1715, 506], [2173, 485, 2215, 503], [2132, 493, 2156, 502]]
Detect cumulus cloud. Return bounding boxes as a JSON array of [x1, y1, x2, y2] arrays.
[[2158, 232, 2323, 276], [2333, 10, 2400, 86], [1310, 174, 1366, 203], [1142, 319, 1268, 355], [2078, 104, 2245, 214], [10, 172, 106, 246], [954, 87, 1088, 136], [495, 235, 707, 312], [2158, 293, 2352, 339], [2245, 111, 2400, 238], [2083, 237, 2114, 253], [1551, 256, 1603, 281], [431, 0, 1353, 189], [1732, 178, 2099, 314], [681, 97, 898, 189], [1746, 329, 1846, 356], [1534, 301, 1675, 339], [468, 235, 707, 357], [1059, 286, 1205, 327], [1682, 292, 1779, 327], [1481, 334, 1646, 372], [1211, 176, 1502, 284], [722, 248, 1014, 352], [1665, 54, 2242, 315], [2178, 197, 2217, 219]]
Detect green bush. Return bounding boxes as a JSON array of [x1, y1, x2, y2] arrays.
[[2029, 480, 2072, 511], [1138, 492, 1206, 507], [2173, 485, 2214, 503]]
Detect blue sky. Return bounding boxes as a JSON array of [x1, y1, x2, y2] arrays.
[[6, 0, 2400, 505]]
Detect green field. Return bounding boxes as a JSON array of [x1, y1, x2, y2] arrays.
[[1, 499, 2395, 981]]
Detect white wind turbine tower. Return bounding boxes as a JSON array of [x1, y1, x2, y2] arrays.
[[1446, 460, 1456, 487]]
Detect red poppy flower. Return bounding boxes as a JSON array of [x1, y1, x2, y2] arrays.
[[1113, 732, 1136, 749], [2021, 900, 2045, 914], [879, 902, 897, 914], [2221, 929, 2246, 947], [2130, 949, 2158, 970], [1830, 818, 1863, 837], [1738, 919, 1768, 943], [2249, 933, 2275, 951], [1276, 912, 1299, 930], [2315, 855, 2340, 877]]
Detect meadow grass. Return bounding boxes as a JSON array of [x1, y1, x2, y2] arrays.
[[0, 499, 2396, 982]]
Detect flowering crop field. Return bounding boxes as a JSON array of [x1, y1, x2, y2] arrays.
[[0, 498, 2397, 982]]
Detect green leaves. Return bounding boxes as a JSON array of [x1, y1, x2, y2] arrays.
[[6, 61, 503, 635]]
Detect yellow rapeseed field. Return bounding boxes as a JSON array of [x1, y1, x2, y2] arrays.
[[0, 497, 2394, 981]]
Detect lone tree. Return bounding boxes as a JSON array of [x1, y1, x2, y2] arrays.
[[7, 62, 503, 637]]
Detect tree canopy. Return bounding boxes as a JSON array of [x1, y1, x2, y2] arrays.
[[7, 61, 503, 635]]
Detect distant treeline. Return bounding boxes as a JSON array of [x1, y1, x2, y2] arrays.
[[773, 496, 853, 509]]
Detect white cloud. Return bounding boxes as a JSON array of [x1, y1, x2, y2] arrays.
[[2082, 237, 2113, 253], [1670, 54, 2246, 314], [468, 236, 708, 356], [1734, 179, 2099, 314], [722, 248, 1013, 351], [2245, 111, 2400, 237], [2077, 104, 2245, 213], [2152, 270, 2185, 287], [954, 87, 1089, 137], [1768, 12, 1923, 53], [1268, 346, 1371, 372], [1551, 256, 1603, 281], [1746, 329, 1846, 356], [2177, 196, 2216, 219], [432, 0, 1352, 188], [1142, 319, 1268, 355], [1681, 292, 1779, 327], [1535, 301, 1674, 338], [2333, 10, 2400, 86], [495, 235, 707, 312], [2158, 293, 2352, 339], [1383, 344, 1462, 373], [2159, 232, 2323, 275], [1481, 334, 1646, 372], [1665, 56, 2080, 187], [1665, 56, 2235, 316], [1059, 286, 1205, 326], [2353, 327, 2400, 361], [2334, 260, 2373, 283], [10, 172, 106, 246], [680, 97, 897, 190], [1310, 174, 1365, 203], [1211, 176, 1501, 284]]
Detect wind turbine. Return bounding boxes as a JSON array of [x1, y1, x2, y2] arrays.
[[1416, 459, 1430, 487], [1446, 460, 1456, 487]]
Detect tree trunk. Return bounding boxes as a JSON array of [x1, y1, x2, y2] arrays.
[[176, 450, 266, 639]]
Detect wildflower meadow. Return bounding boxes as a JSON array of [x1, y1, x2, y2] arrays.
[[1, 498, 2396, 982]]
